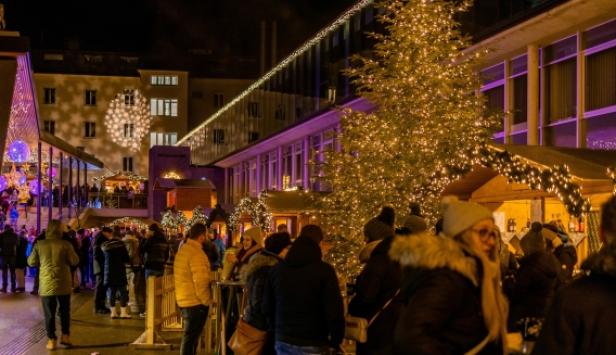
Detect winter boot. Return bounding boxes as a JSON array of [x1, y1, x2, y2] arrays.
[[120, 307, 132, 319], [46, 339, 56, 350], [110, 307, 119, 319], [60, 334, 72, 346]]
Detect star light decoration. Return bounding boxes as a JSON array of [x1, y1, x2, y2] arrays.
[[228, 194, 273, 233], [104, 90, 152, 152], [176, 0, 374, 146]]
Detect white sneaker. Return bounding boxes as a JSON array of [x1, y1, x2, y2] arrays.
[[110, 307, 119, 319], [120, 307, 132, 319]]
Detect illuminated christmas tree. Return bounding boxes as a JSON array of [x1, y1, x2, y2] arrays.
[[186, 205, 208, 230], [320, 0, 496, 275]]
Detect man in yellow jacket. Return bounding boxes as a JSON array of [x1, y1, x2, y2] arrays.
[[174, 223, 212, 355]]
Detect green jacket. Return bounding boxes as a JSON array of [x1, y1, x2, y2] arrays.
[[28, 233, 80, 296]]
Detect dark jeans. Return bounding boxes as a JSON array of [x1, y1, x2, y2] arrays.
[[1, 260, 16, 290], [42, 295, 71, 340], [180, 305, 209, 355], [107, 285, 129, 307], [94, 274, 107, 310], [274, 342, 329, 355], [80, 263, 90, 286]]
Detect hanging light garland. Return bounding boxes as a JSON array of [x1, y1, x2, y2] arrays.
[[104, 89, 152, 152], [228, 194, 273, 232]]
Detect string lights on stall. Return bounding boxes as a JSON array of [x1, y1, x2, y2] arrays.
[[228, 194, 273, 232]]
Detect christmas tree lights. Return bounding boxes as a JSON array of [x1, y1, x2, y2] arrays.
[[186, 205, 208, 230], [229, 194, 273, 232]]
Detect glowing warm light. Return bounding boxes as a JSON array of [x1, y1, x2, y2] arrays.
[[163, 171, 182, 179], [104, 89, 152, 152], [229, 194, 273, 232]]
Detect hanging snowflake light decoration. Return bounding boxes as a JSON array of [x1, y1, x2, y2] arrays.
[[104, 89, 152, 152]]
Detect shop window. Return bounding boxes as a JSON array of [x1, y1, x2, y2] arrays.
[[545, 59, 576, 122], [586, 47, 616, 111], [544, 121, 577, 148], [586, 113, 616, 150]]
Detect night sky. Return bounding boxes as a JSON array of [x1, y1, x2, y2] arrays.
[[4, 0, 358, 75]]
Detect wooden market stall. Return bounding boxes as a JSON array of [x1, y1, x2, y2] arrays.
[[444, 144, 616, 266]]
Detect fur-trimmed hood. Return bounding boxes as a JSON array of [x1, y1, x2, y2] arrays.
[[240, 251, 281, 283], [389, 231, 479, 286]]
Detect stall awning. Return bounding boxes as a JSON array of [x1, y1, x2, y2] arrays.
[[40, 132, 104, 169], [263, 190, 326, 214]]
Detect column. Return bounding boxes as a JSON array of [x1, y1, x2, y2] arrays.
[[48, 147, 53, 224], [255, 154, 261, 196], [36, 142, 42, 234], [68, 157, 73, 219], [84, 162, 89, 207], [527, 44, 540, 146], [58, 152, 63, 219], [76, 160, 80, 215], [277, 146, 283, 190], [576, 32, 586, 148], [504, 60, 513, 144], [303, 137, 310, 191]]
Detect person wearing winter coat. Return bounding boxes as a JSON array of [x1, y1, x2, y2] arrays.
[[508, 223, 561, 333], [389, 201, 508, 355], [543, 223, 578, 283], [142, 224, 170, 278], [229, 226, 262, 280], [240, 232, 292, 355], [93, 227, 112, 313], [264, 225, 345, 354], [0, 225, 19, 292], [14, 230, 28, 292], [349, 219, 401, 355], [77, 229, 92, 288], [27, 220, 80, 350], [102, 233, 131, 319], [533, 196, 616, 355], [174, 223, 212, 355], [123, 231, 144, 314]]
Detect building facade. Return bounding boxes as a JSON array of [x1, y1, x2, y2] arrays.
[[34, 54, 251, 178], [177, 0, 616, 212]]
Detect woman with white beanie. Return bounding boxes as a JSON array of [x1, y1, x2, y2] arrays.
[[389, 200, 508, 355]]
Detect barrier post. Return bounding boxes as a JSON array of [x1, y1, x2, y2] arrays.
[[130, 274, 173, 350]]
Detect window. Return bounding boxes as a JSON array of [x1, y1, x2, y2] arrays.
[[150, 75, 179, 86], [43, 53, 64, 61], [44, 88, 56, 104], [85, 90, 96, 106], [586, 47, 616, 111], [213, 129, 225, 145], [43, 120, 55, 135], [150, 132, 178, 147], [123, 123, 134, 138], [248, 131, 259, 143], [124, 89, 135, 105], [275, 105, 286, 120], [545, 59, 576, 122], [294, 142, 304, 186], [214, 93, 225, 108], [513, 75, 528, 125], [483, 86, 504, 131], [150, 98, 178, 117], [247, 101, 260, 118], [268, 151, 278, 189], [84, 121, 96, 138], [122, 157, 134, 172]]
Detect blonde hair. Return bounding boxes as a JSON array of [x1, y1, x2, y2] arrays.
[[46, 220, 64, 239]]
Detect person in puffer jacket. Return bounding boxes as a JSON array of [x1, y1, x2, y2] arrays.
[[142, 224, 169, 279], [390, 201, 508, 355], [240, 232, 291, 355], [102, 233, 131, 319]]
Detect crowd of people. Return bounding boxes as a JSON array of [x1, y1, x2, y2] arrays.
[[5, 195, 616, 354]]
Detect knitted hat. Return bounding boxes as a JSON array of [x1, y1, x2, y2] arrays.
[[442, 201, 493, 238], [403, 215, 428, 234], [243, 226, 263, 246], [363, 218, 394, 242], [265, 232, 292, 254]]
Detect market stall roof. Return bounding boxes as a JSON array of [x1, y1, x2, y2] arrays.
[[153, 178, 216, 190], [492, 144, 616, 181], [263, 190, 326, 214], [40, 132, 104, 169], [445, 144, 616, 199]]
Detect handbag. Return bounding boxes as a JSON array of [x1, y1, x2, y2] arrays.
[[228, 318, 267, 355], [228, 289, 267, 355], [345, 289, 400, 343]]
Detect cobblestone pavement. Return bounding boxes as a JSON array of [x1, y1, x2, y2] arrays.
[[0, 279, 182, 355]]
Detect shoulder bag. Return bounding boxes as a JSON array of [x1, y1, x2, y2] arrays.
[[345, 289, 400, 343], [228, 289, 267, 355]]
